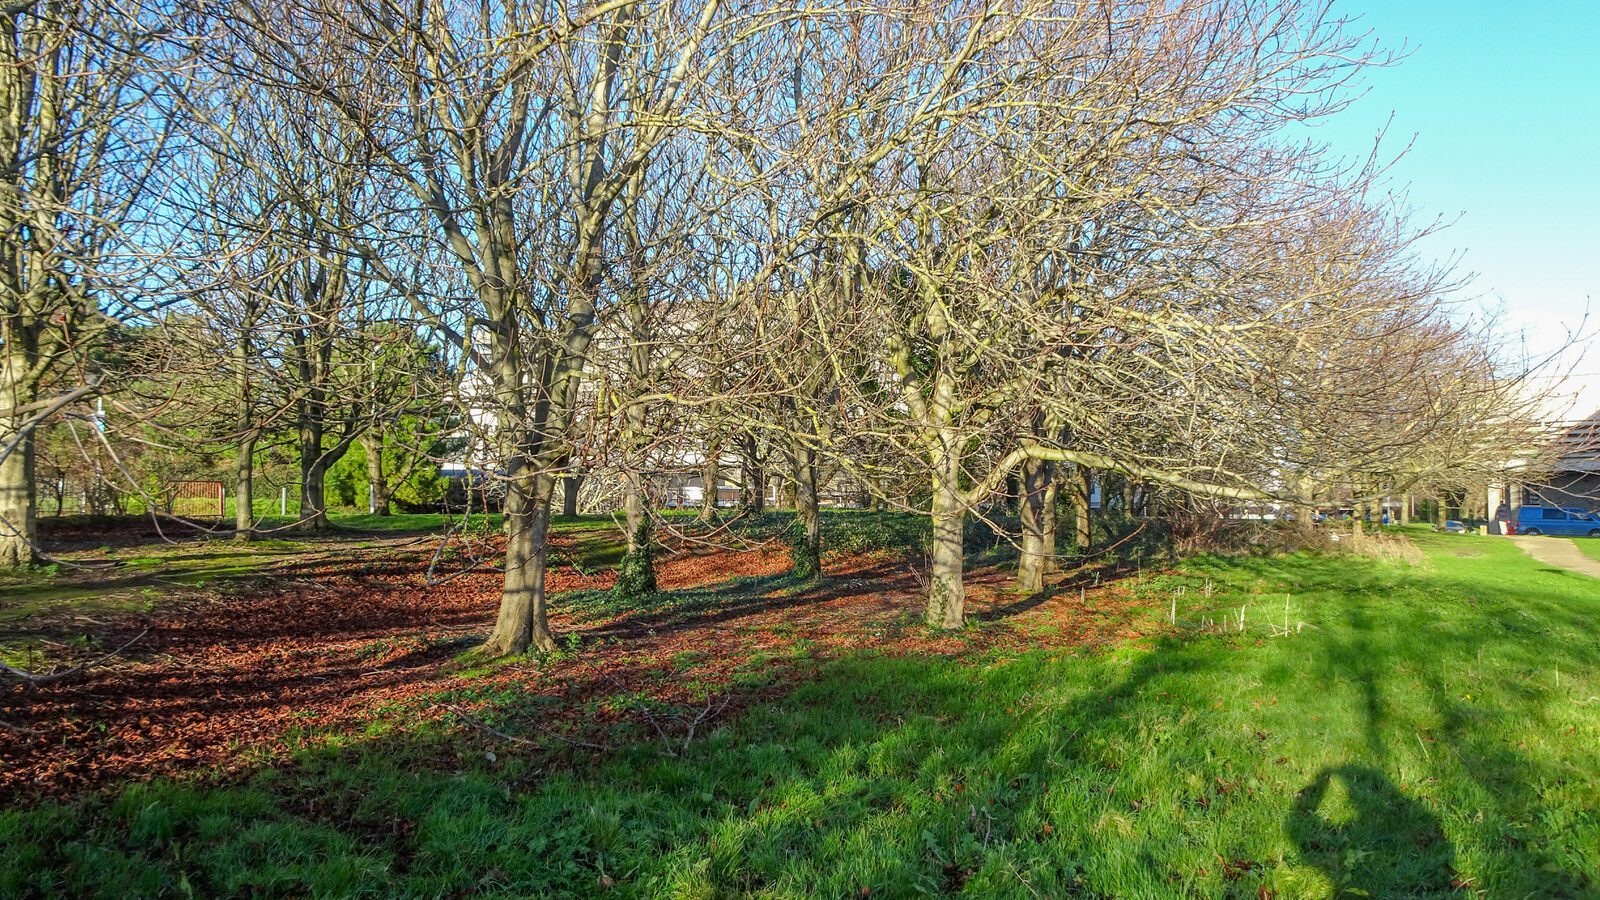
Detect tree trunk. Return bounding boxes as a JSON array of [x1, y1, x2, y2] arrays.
[[0, 420, 37, 568], [233, 434, 256, 541], [1399, 491, 1411, 526], [1072, 464, 1092, 553], [233, 323, 257, 539], [741, 433, 765, 514], [561, 474, 583, 517], [364, 429, 391, 516], [296, 411, 329, 531], [1041, 475, 1059, 576], [613, 468, 657, 599], [1017, 455, 1053, 593], [1296, 476, 1315, 539], [698, 453, 719, 522], [298, 451, 329, 531], [621, 476, 644, 536], [614, 389, 657, 599], [789, 440, 821, 580], [483, 465, 557, 655], [926, 455, 966, 629]]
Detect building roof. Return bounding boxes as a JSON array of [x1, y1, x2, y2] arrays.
[[1555, 410, 1600, 473]]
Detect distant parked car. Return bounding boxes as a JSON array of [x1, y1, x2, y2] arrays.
[[1515, 506, 1600, 537], [1440, 520, 1468, 534]]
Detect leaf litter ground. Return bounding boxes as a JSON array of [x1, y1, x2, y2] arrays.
[[2, 526, 1151, 800]]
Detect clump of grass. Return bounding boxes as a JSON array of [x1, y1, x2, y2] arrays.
[[1345, 527, 1427, 565]]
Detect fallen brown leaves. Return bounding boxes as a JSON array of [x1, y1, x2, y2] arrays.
[[1, 534, 1151, 802]]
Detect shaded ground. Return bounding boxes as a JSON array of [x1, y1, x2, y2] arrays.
[[2, 525, 1144, 800]]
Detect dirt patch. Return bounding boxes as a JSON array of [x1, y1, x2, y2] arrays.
[[1, 540, 1151, 800]]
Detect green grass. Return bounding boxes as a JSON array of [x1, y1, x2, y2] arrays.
[[1572, 537, 1600, 563], [5, 533, 1600, 897], [0, 540, 311, 614]]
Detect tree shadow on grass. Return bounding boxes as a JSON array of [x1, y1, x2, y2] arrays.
[[1288, 765, 1461, 897], [5, 545, 1600, 897]]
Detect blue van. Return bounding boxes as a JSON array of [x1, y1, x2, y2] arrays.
[[1515, 506, 1600, 537]]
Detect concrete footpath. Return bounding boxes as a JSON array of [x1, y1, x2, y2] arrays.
[[1506, 535, 1600, 580]]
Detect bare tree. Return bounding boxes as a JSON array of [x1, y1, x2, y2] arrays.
[[0, 0, 179, 565], [731, 1, 1535, 627], [209, 0, 761, 653]]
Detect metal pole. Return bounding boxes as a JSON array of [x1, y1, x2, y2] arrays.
[[280, 486, 287, 516]]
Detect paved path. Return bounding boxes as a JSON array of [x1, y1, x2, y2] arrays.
[[1506, 535, 1600, 579]]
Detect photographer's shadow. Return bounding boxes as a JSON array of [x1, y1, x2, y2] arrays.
[[1288, 765, 1462, 896]]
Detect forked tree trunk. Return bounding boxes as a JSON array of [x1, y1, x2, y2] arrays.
[[927, 455, 966, 629], [1017, 455, 1053, 593], [483, 465, 557, 655], [299, 453, 330, 531], [0, 420, 36, 568], [297, 429, 356, 530], [789, 440, 821, 580], [234, 434, 256, 541], [364, 430, 391, 515]]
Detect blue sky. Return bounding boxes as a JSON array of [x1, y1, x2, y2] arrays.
[[1315, 0, 1599, 418]]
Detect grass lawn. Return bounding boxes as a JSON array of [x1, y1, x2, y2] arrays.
[[4, 531, 1598, 897], [1572, 537, 1600, 563]]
